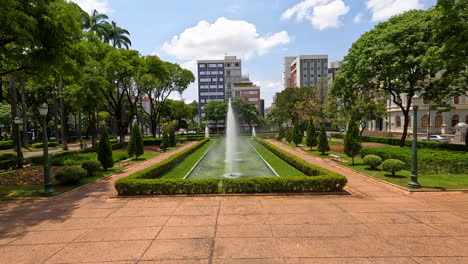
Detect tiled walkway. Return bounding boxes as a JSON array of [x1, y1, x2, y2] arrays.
[[0, 141, 467, 264]]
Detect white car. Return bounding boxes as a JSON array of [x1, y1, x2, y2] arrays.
[[422, 135, 449, 143]]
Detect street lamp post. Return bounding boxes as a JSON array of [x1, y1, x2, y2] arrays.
[[39, 103, 54, 196], [408, 95, 421, 188], [13, 117, 23, 168]]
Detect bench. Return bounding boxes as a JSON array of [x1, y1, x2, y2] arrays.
[[329, 154, 342, 162]]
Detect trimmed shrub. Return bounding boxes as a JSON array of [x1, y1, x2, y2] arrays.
[[162, 129, 170, 147], [363, 155, 382, 170], [317, 124, 330, 155], [116, 178, 220, 195], [98, 128, 114, 170], [0, 152, 17, 161], [31, 141, 60, 148], [0, 159, 18, 170], [285, 128, 293, 143], [361, 147, 467, 174], [382, 159, 405, 176], [178, 137, 187, 144], [306, 120, 317, 148], [169, 129, 176, 147], [223, 176, 346, 193], [81, 160, 102, 177], [186, 135, 205, 141], [292, 121, 303, 146], [277, 126, 285, 141], [344, 120, 362, 165], [55, 167, 87, 185], [0, 140, 14, 150], [143, 138, 162, 146], [128, 123, 144, 159]]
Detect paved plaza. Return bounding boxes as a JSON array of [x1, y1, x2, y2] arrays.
[[0, 142, 467, 264]]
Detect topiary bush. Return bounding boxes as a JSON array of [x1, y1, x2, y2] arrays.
[[306, 120, 317, 148], [285, 128, 293, 144], [382, 159, 405, 177], [98, 128, 114, 170], [55, 167, 87, 185], [363, 155, 382, 170], [128, 123, 144, 159], [317, 124, 330, 155], [0, 140, 14, 150], [278, 126, 285, 141], [81, 160, 102, 177], [344, 119, 362, 165]]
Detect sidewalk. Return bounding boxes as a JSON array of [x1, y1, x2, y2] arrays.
[[0, 140, 466, 264]]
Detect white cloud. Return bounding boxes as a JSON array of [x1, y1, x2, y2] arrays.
[[69, 0, 111, 14], [366, 0, 423, 22], [254, 80, 282, 107], [354, 13, 363, 23], [161, 17, 290, 61], [281, 0, 350, 30]]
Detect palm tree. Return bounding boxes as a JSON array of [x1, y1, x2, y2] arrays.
[[82, 9, 110, 41], [104, 21, 132, 49]]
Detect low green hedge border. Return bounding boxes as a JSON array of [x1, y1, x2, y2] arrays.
[[0, 140, 14, 150], [31, 142, 60, 148], [253, 137, 344, 178], [331, 133, 468, 152], [115, 137, 347, 195]]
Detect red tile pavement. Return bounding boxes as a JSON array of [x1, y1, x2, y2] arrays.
[[0, 140, 467, 263]]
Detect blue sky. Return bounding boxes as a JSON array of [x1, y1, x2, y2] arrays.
[[72, 0, 437, 107]]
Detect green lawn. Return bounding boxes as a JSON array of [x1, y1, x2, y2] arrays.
[[304, 148, 468, 190], [159, 140, 214, 179], [251, 140, 305, 177]]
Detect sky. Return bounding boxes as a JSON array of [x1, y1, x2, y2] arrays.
[[71, 0, 437, 107]]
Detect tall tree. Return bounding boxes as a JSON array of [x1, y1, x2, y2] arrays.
[[97, 127, 113, 170], [335, 10, 435, 146], [104, 21, 132, 49], [81, 9, 109, 40], [231, 98, 263, 129], [203, 101, 227, 134], [141, 61, 193, 137]]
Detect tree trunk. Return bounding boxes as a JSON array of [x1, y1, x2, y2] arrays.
[[0, 77, 3, 103], [9, 75, 23, 168], [20, 80, 29, 148], [58, 80, 68, 150], [400, 110, 410, 147], [53, 86, 59, 142], [78, 113, 82, 142]]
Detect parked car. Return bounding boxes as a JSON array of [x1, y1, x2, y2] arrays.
[[422, 135, 449, 143]]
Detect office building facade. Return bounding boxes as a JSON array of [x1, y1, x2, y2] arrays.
[[282, 55, 329, 89]]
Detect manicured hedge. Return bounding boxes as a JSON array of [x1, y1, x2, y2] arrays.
[[31, 141, 60, 148], [360, 147, 468, 174], [115, 179, 220, 195], [115, 137, 347, 195], [0, 152, 17, 161], [331, 133, 468, 151], [0, 140, 14, 150], [223, 176, 346, 193], [253, 137, 342, 177], [143, 138, 162, 146], [185, 135, 206, 141]]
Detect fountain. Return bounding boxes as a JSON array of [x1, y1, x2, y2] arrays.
[[185, 99, 276, 180], [224, 99, 241, 178], [252, 126, 256, 138], [205, 125, 209, 138]]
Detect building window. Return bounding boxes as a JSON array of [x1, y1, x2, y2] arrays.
[[452, 115, 459, 126], [199, 64, 206, 68], [218, 85, 224, 88], [435, 115, 443, 127], [247, 98, 258, 102], [219, 78, 223, 82], [395, 116, 401, 128], [454, 96, 459, 104], [217, 64, 223, 67], [421, 115, 429, 127], [200, 71, 206, 75], [235, 63, 239, 67], [208, 63, 217, 67]]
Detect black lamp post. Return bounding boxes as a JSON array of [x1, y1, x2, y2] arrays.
[[39, 103, 54, 196], [13, 117, 23, 168], [408, 95, 421, 188]]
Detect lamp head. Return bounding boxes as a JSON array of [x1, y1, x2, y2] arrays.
[[39, 103, 48, 116], [13, 117, 20, 124]]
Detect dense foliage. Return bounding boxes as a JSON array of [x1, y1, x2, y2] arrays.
[[317, 124, 330, 155], [81, 160, 101, 177], [128, 123, 144, 159], [381, 159, 405, 176], [343, 119, 362, 165], [55, 167, 87, 185], [363, 155, 383, 170], [97, 128, 114, 170]]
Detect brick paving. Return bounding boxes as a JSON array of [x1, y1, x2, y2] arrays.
[[0, 140, 467, 264]]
